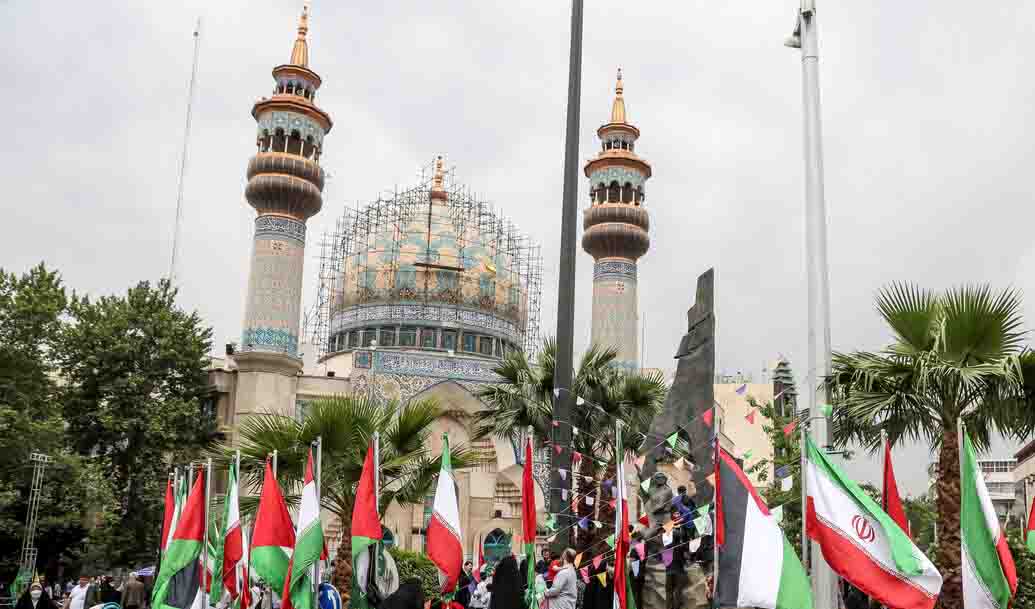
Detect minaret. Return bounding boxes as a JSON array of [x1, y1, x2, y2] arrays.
[[582, 69, 652, 371], [239, 3, 332, 371]]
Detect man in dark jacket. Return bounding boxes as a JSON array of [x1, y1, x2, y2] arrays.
[[121, 573, 147, 609]]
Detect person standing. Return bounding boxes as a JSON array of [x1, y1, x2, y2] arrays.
[[120, 573, 146, 609], [68, 577, 90, 609], [487, 556, 520, 609], [534, 550, 551, 577], [542, 550, 576, 609], [456, 560, 474, 608], [15, 580, 58, 609]]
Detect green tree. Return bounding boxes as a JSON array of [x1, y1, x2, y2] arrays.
[[1007, 531, 1035, 609], [57, 279, 214, 566], [744, 399, 805, 556], [825, 283, 1035, 609], [214, 395, 477, 602], [474, 339, 667, 551]]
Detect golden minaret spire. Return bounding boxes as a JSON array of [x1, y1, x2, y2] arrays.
[[610, 67, 626, 124], [290, 1, 311, 67]]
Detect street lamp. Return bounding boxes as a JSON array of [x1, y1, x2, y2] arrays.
[[369, 338, 379, 404]]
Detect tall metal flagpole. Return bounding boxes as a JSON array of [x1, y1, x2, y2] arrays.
[[169, 18, 202, 285], [786, 1, 837, 606], [550, 0, 584, 553], [372, 432, 381, 596], [204, 459, 213, 609], [314, 437, 322, 592]]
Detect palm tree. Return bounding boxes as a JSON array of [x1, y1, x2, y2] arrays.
[[213, 395, 477, 600], [825, 283, 1035, 609], [474, 339, 667, 550]]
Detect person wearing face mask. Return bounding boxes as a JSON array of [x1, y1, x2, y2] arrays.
[[16, 578, 58, 609]]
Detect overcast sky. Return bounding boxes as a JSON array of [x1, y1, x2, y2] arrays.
[[3, 1, 1035, 496]]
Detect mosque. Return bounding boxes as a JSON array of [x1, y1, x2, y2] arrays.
[[208, 5, 785, 565]]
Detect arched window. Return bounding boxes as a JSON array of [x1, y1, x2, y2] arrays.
[[272, 128, 286, 153], [303, 135, 315, 159], [382, 527, 395, 549], [622, 182, 633, 203], [288, 129, 303, 155], [608, 181, 620, 202], [483, 529, 512, 568], [596, 183, 606, 203]]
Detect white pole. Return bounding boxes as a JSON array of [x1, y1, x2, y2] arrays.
[[787, 2, 837, 604], [169, 18, 202, 285], [799, 413, 809, 571], [204, 458, 213, 609], [372, 432, 381, 590], [713, 408, 720, 587], [272, 450, 278, 479], [314, 437, 322, 592]]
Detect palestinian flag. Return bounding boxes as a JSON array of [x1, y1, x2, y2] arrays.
[[283, 448, 324, 609], [805, 436, 941, 609], [716, 444, 810, 609], [252, 459, 296, 598], [1025, 495, 1035, 553], [153, 469, 207, 609], [961, 428, 1017, 609], [164, 473, 188, 553], [238, 524, 253, 609], [882, 439, 910, 537], [612, 425, 636, 609], [427, 435, 463, 595], [352, 442, 383, 609], [212, 461, 245, 603], [521, 435, 537, 609]]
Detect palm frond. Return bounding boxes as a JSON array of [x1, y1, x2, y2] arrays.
[[876, 282, 939, 355]]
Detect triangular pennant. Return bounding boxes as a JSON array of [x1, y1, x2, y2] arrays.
[[584, 496, 594, 506], [559, 469, 567, 481], [547, 533, 557, 542], [606, 534, 615, 548], [596, 573, 607, 586], [561, 489, 569, 501], [602, 478, 613, 489], [608, 498, 616, 509], [666, 433, 678, 448], [743, 449, 753, 460], [745, 410, 756, 424], [574, 552, 583, 568], [821, 403, 833, 418], [553, 420, 560, 428], [576, 397, 585, 406], [781, 476, 793, 492], [580, 567, 589, 584], [554, 444, 563, 455], [592, 520, 603, 529], [783, 420, 798, 437], [631, 560, 640, 577], [593, 555, 603, 570], [578, 517, 589, 530], [572, 427, 579, 436], [662, 531, 673, 546], [635, 542, 645, 560], [640, 478, 650, 492], [634, 455, 646, 469], [694, 515, 710, 533], [702, 408, 714, 427], [638, 514, 648, 527], [661, 548, 673, 567]]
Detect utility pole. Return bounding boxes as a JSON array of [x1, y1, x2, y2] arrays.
[[169, 18, 202, 285], [786, 1, 838, 606], [550, 0, 584, 552]]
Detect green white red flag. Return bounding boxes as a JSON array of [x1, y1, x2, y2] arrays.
[[161, 476, 177, 553], [805, 436, 941, 609], [153, 469, 207, 609], [283, 448, 324, 609], [961, 428, 1016, 609], [427, 435, 463, 595], [251, 459, 296, 599], [212, 460, 244, 604], [521, 434, 537, 609], [1026, 495, 1035, 553], [351, 442, 383, 609]]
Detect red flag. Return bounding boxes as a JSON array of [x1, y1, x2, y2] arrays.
[[702, 408, 714, 427], [352, 443, 383, 542], [175, 470, 207, 542], [745, 410, 756, 425], [521, 435, 537, 595], [1026, 497, 1035, 551], [782, 420, 797, 437], [881, 439, 910, 538], [160, 477, 175, 549]]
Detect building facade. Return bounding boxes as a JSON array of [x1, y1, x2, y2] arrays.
[[582, 70, 652, 371]]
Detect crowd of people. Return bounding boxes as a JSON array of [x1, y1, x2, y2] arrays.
[[7, 574, 148, 609]]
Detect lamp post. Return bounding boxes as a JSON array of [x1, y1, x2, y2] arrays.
[[550, 0, 585, 553], [369, 338, 379, 404], [786, 1, 838, 606]]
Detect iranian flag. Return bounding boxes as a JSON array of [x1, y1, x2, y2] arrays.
[[153, 469, 207, 609], [715, 446, 811, 609], [612, 425, 636, 609], [961, 428, 1017, 609], [212, 460, 245, 604], [427, 435, 463, 595], [521, 434, 537, 609], [252, 459, 296, 598], [238, 524, 252, 609], [1026, 495, 1035, 553], [805, 436, 941, 609], [351, 442, 383, 609], [283, 448, 324, 609]]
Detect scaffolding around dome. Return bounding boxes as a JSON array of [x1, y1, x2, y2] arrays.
[[308, 158, 543, 361]]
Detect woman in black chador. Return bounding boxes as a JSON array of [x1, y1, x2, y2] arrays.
[[16, 580, 58, 609], [487, 556, 522, 609]]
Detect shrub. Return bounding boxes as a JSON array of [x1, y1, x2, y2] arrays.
[[1007, 532, 1035, 609], [389, 547, 440, 600]]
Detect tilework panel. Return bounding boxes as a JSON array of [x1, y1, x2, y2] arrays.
[[329, 302, 522, 343], [255, 215, 306, 246], [256, 110, 325, 147], [593, 260, 637, 280], [374, 351, 503, 382], [588, 166, 646, 190], [241, 220, 306, 355], [591, 271, 639, 370]]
